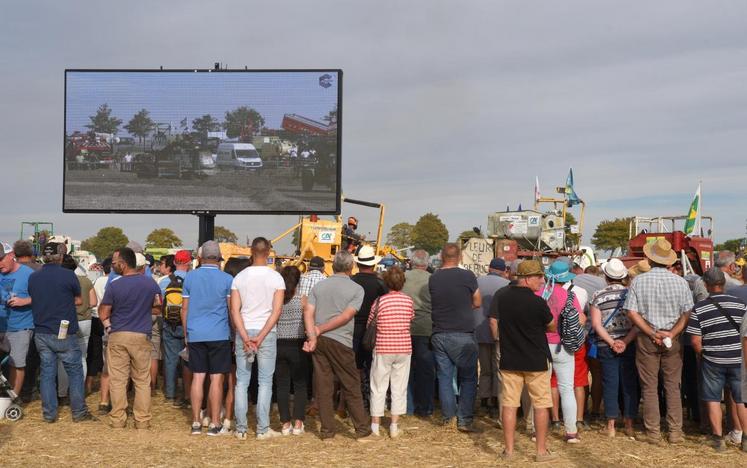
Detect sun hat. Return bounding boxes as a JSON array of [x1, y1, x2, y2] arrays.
[[601, 258, 628, 280], [135, 252, 148, 268], [354, 245, 381, 266], [643, 238, 677, 266], [545, 260, 576, 283], [516, 260, 544, 277], [627, 259, 651, 278]]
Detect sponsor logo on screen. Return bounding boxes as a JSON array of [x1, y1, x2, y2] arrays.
[[319, 74, 333, 89]]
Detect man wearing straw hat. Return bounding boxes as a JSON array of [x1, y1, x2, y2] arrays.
[[623, 238, 693, 445]]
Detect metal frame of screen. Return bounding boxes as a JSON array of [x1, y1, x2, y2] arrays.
[[63, 68, 342, 215]]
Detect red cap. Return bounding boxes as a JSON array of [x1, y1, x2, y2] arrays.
[[175, 250, 192, 264]]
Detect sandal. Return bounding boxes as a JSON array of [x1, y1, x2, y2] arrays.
[[599, 427, 616, 438]]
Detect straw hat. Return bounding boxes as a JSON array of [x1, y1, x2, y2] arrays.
[[643, 238, 677, 266], [628, 259, 652, 278], [354, 245, 381, 266]]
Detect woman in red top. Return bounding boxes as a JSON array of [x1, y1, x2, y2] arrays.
[[367, 267, 414, 438]]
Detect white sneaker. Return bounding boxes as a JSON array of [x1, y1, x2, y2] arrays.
[[390, 425, 401, 439], [235, 430, 247, 440], [257, 428, 282, 440], [292, 423, 305, 436], [281, 424, 293, 436], [218, 425, 233, 436], [727, 430, 743, 445], [200, 410, 210, 428]]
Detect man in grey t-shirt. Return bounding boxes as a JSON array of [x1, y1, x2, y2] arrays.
[[303, 251, 373, 441]]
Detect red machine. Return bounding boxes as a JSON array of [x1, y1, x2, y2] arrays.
[[620, 216, 714, 275]]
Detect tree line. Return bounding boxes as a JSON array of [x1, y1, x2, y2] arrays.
[[82, 103, 266, 142]]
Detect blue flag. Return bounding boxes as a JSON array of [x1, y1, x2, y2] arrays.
[[565, 168, 581, 207]]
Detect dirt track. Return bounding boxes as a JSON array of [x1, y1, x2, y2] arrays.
[[64, 168, 336, 212], [1, 393, 744, 467]]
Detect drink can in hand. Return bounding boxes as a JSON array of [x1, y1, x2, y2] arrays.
[[58, 320, 70, 339], [663, 336, 672, 348]]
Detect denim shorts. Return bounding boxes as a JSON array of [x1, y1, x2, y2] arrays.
[[700, 358, 742, 402]]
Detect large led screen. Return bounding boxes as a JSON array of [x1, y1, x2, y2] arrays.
[[64, 70, 341, 214]]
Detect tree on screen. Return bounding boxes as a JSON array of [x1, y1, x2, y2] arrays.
[[323, 105, 337, 125], [80, 226, 128, 261], [85, 104, 122, 134], [145, 228, 182, 249], [214, 226, 238, 244], [192, 114, 221, 136], [386, 222, 414, 249], [223, 106, 265, 139], [591, 217, 633, 251], [412, 213, 449, 255], [125, 109, 156, 143]]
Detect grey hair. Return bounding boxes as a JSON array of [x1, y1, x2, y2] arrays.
[[410, 249, 429, 268], [702, 267, 726, 286], [332, 251, 355, 273], [715, 251, 736, 268]]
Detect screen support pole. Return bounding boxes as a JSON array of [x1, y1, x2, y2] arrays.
[[197, 213, 216, 246]]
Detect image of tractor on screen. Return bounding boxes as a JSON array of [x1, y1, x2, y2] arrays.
[[64, 70, 340, 213]]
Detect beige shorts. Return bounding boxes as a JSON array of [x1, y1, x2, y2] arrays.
[[150, 316, 162, 360], [500, 368, 552, 409]]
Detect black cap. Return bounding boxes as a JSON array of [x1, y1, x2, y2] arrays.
[[309, 256, 325, 270]]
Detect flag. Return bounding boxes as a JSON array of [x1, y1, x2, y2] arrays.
[[534, 177, 541, 203], [684, 183, 701, 235], [565, 168, 581, 207]]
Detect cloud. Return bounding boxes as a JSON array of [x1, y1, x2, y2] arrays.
[[1, 0, 746, 257]]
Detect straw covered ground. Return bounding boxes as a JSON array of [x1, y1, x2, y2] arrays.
[[0, 393, 744, 467]]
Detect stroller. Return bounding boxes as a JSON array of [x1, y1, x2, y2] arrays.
[[0, 356, 23, 421]]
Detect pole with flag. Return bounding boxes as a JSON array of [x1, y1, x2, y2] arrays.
[[684, 182, 702, 235], [565, 169, 581, 207]]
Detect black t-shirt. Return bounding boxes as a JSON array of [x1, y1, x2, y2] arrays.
[[494, 285, 553, 372], [429, 267, 478, 334], [352, 272, 388, 327]]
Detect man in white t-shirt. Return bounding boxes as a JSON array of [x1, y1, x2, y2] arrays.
[[230, 237, 285, 440]]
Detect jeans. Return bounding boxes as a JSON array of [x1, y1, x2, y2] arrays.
[[431, 332, 478, 426], [235, 330, 277, 434], [162, 323, 185, 399], [598, 344, 638, 419], [549, 343, 577, 434], [35, 333, 88, 420], [58, 319, 91, 397], [700, 358, 742, 402], [275, 339, 310, 423], [408, 335, 436, 416]]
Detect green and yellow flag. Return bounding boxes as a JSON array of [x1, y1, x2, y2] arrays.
[[684, 183, 701, 235]]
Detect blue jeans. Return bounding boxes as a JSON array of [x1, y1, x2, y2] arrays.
[[408, 335, 435, 416], [598, 344, 638, 419], [549, 343, 577, 434], [235, 330, 277, 434], [35, 333, 88, 420], [431, 332, 478, 426], [162, 324, 184, 399], [700, 358, 742, 402]]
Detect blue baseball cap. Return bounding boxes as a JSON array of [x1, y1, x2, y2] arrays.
[[489, 258, 508, 271]]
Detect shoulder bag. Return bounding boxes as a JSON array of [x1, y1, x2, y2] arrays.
[[362, 297, 381, 352]]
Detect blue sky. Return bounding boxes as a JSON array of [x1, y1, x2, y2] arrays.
[[1, 1, 746, 254], [66, 71, 339, 133]]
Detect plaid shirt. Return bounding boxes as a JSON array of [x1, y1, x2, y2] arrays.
[[623, 267, 693, 330], [298, 269, 326, 298]]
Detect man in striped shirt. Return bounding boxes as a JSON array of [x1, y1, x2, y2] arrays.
[[686, 267, 747, 452]]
